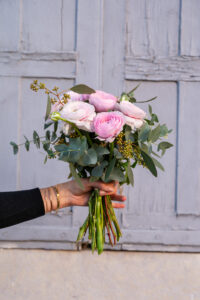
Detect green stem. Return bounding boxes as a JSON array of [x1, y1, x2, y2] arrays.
[[109, 142, 114, 161], [85, 132, 93, 147]]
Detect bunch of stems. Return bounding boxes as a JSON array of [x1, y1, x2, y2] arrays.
[[76, 188, 122, 254]]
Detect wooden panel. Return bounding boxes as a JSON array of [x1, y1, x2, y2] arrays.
[[62, 0, 76, 51], [22, 0, 62, 51], [0, 0, 20, 51], [177, 82, 200, 215], [126, 0, 179, 57], [102, 0, 125, 95], [0, 52, 76, 78], [122, 81, 176, 229], [73, 0, 104, 226], [125, 56, 200, 81], [76, 0, 103, 88], [181, 0, 200, 56], [0, 78, 18, 191]]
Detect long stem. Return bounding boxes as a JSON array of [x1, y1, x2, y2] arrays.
[[105, 196, 117, 245]]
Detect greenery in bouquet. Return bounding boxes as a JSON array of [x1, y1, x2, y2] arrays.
[[10, 81, 173, 254]]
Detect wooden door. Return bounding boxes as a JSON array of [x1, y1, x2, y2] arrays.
[[1, 0, 200, 252]]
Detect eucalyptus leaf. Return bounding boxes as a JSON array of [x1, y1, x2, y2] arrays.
[[138, 122, 150, 142], [152, 157, 165, 172], [149, 125, 161, 142], [33, 131, 40, 148], [127, 161, 134, 186], [10, 141, 18, 155], [69, 163, 84, 189], [141, 150, 157, 177], [44, 155, 48, 164], [24, 136, 30, 151], [91, 161, 108, 177], [70, 84, 95, 94], [94, 145, 110, 157], [79, 148, 97, 166], [109, 167, 126, 182], [44, 122, 53, 130], [157, 141, 173, 156], [105, 158, 116, 182], [45, 95, 51, 121]]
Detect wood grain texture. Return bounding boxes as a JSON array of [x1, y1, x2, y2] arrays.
[[0, 0, 20, 51], [125, 55, 200, 81], [0, 78, 18, 191], [177, 82, 200, 215], [123, 81, 176, 219], [126, 0, 179, 57], [181, 0, 200, 56], [0, 51, 76, 78]]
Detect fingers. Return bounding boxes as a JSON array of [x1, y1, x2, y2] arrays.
[[112, 202, 125, 209], [90, 180, 119, 195], [110, 194, 126, 202]]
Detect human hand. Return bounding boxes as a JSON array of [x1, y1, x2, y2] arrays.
[[40, 178, 126, 213]]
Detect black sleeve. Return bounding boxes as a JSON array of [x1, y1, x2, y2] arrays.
[[0, 188, 45, 229]]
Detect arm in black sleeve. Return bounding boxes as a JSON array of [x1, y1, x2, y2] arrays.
[[0, 188, 45, 229]]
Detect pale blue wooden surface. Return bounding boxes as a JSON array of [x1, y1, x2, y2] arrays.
[[0, 0, 200, 251]]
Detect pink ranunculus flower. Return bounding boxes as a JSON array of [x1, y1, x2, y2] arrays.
[[60, 101, 96, 132], [89, 90, 118, 112], [64, 91, 90, 102], [93, 111, 125, 143], [115, 100, 146, 130]]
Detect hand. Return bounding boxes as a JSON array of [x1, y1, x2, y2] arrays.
[[40, 178, 126, 213]]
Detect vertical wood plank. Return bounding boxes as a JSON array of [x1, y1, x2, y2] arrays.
[[73, 0, 104, 226], [181, 0, 200, 56], [0, 0, 20, 51], [102, 0, 125, 95], [0, 78, 18, 191], [177, 82, 200, 214], [76, 0, 103, 88], [126, 0, 179, 57], [22, 0, 62, 52], [123, 81, 176, 220], [62, 0, 76, 51]]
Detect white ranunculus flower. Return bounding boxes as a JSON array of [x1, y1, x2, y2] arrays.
[[124, 115, 144, 130], [60, 101, 96, 132]]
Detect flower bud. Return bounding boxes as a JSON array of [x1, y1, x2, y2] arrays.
[[50, 112, 61, 121]]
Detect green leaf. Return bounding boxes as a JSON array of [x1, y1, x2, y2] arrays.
[[69, 163, 84, 190], [152, 157, 165, 172], [79, 148, 97, 166], [44, 122, 53, 130], [70, 84, 95, 94], [125, 126, 135, 141], [138, 122, 150, 142], [45, 95, 51, 121], [160, 124, 169, 137], [44, 155, 48, 164], [127, 161, 134, 186], [127, 83, 141, 95], [109, 167, 126, 182], [24, 135, 30, 151], [136, 96, 157, 103], [45, 130, 50, 141], [33, 131, 40, 148], [51, 131, 57, 142], [141, 150, 157, 177], [157, 141, 173, 156], [91, 161, 108, 177], [105, 158, 116, 182], [113, 148, 123, 159], [149, 125, 161, 142], [43, 141, 50, 152], [148, 104, 152, 116], [54, 122, 58, 133], [94, 145, 110, 157], [10, 141, 18, 155], [55, 137, 87, 163]]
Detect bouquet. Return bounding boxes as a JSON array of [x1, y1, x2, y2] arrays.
[[10, 81, 173, 254]]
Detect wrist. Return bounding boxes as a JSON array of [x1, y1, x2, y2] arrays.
[[40, 186, 58, 213]]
